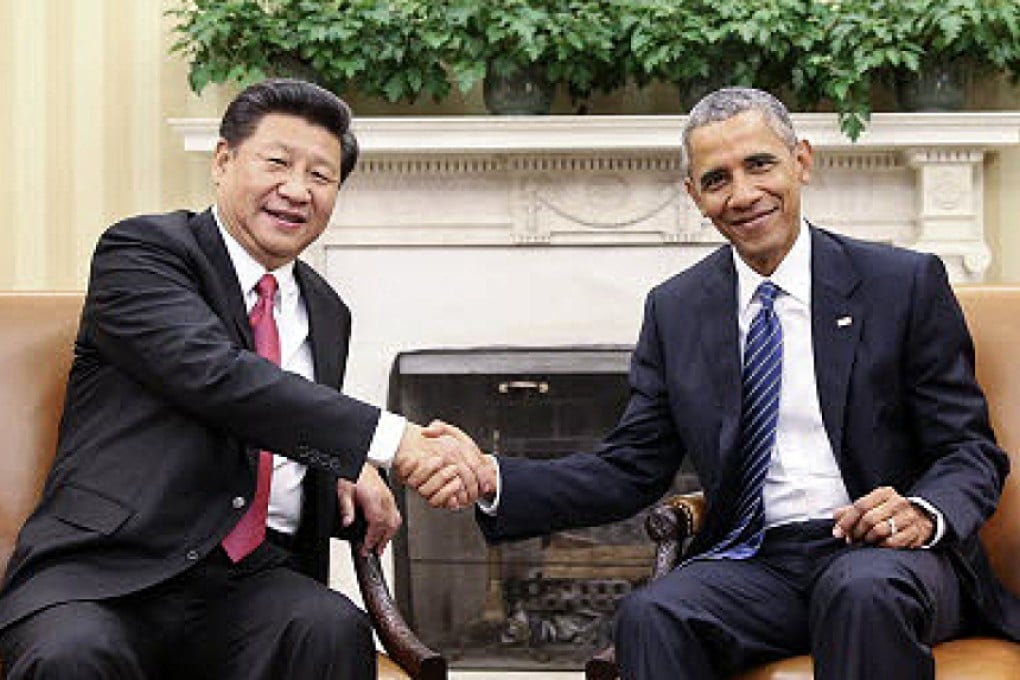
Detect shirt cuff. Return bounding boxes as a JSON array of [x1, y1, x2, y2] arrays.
[[365, 411, 407, 469], [476, 455, 502, 516], [908, 496, 946, 548]]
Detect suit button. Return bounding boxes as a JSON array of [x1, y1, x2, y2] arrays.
[[185, 549, 200, 561], [232, 496, 246, 509]]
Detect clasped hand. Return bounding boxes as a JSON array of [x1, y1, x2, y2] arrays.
[[832, 486, 935, 549], [392, 420, 496, 510]]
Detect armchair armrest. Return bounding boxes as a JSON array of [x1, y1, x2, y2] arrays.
[[645, 492, 706, 579], [350, 540, 447, 680], [585, 492, 708, 679]]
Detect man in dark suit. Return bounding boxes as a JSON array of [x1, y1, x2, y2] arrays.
[[432, 87, 1019, 678], [0, 79, 485, 679]]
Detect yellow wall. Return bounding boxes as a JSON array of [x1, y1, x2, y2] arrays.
[[974, 76, 1020, 283], [1, 0, 1018, 290], [0, 0, 231, 291]]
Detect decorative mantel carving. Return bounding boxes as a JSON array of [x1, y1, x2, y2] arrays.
[[171, 113, 1020, 283]]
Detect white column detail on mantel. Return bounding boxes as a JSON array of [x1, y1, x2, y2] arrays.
[[172, 113, 1020, 283]]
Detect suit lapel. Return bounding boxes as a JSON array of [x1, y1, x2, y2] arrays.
[[191, 210, 254, 348], [696, 251, 743, 465], [294, 261, 343, 581], [295, 262, 342, 390], [810, 227, 862, 461]]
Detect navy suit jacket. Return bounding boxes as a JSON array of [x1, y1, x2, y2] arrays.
[[478, 226, 1020, 639], [0, 209, 380, 631]]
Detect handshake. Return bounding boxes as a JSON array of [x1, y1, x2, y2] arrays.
[[392, 420, 498, 510]]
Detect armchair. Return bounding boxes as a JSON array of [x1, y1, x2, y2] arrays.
[[0, 293, 445, 680], [587, 286, 1020, 679]]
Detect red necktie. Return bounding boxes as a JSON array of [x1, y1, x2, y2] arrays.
[[222, 274, 280, 562]]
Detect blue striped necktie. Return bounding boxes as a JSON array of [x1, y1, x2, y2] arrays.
[[711, 280, 783, 559]]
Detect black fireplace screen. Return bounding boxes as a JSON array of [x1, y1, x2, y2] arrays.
[[388, 347, 699, 670]]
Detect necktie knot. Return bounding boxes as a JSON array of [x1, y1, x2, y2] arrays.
[[255, 273, 278, 303], [756, 280, 780, 312], [249, 274, 281, 366]]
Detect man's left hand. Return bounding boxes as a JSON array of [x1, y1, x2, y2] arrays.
[[338, 464, 402, 556], [832, 486, 934, 549]]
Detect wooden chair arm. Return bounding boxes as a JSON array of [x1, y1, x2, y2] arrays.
[[646, 492, 707, 543], [350, 541, 447, 680], [586, 492, 709, 679], [645, 492, 706, 580]]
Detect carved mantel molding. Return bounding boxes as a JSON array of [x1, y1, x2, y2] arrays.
[[171, 113, 1020, 282]]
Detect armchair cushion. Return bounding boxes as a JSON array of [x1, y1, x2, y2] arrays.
[[734, 637, 1020, 679]]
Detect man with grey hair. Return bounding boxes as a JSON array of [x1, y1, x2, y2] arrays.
[[432, 86, 1020, 677]]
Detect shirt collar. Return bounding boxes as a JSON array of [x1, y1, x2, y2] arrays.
[[212, 205, 298, 305], [733, 218, 811, 313]]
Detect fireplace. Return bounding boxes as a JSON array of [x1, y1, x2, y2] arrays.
[[389, 347, 699, 670]]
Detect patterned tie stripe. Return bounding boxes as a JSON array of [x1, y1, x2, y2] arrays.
[[711, 280, 783, 559]]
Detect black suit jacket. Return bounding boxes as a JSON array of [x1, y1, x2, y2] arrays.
[[0, 209, 380, 631], [478, 226, 1020, 639]]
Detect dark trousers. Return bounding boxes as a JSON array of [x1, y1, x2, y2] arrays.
[[614, 519, 965, 680], [0, 542, 375, 680]]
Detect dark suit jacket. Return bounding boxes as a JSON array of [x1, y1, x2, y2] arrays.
[[0, 209, 380, 631], [478, 226, 1020, 640]]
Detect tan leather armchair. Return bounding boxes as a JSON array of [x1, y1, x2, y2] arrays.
[[587, 286, 1020, 679], [0, 293, 445, 680]]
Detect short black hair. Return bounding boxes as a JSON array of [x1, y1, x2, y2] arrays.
[[219, 78, 359, 182]]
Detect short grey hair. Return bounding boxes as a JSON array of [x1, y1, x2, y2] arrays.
[[681, 87, 798, 177]]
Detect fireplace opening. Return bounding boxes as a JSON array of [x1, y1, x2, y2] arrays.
[[389, 347, 699, 670]]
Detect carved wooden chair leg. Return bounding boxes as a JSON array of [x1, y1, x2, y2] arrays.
[[351, 541, 448, 680]]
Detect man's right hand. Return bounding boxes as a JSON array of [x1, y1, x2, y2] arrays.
[[392, 422, 491, 509], [421, 420, 497, 505]]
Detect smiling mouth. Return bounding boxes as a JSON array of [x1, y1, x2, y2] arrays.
[[264, 207, 308, 227], [730, 207, 777, 229]]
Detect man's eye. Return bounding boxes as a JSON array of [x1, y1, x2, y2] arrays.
[[311, 172, 334, 186], [266, 157, 288, 167], [702, 175, 725, 191]]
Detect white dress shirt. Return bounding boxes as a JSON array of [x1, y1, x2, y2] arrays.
[[214, 208, 405, 534], [734, 221, 852, 528]]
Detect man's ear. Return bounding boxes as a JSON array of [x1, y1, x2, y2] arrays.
[[211, 139, 231, 184], [684, 176, 703, 213], [795, 139, 814, 184]]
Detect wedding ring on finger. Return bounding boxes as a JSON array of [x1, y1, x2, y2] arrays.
[[887, 517, 898, 536]]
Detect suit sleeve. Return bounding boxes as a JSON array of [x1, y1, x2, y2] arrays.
[[82, 216, 378, 480], [478, 289, 683, 543], [902, 255, 1009, 544]]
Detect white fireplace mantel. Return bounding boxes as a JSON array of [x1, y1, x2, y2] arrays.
[[172, 113, 1020, 283], [171, 112, 1020, 153]]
